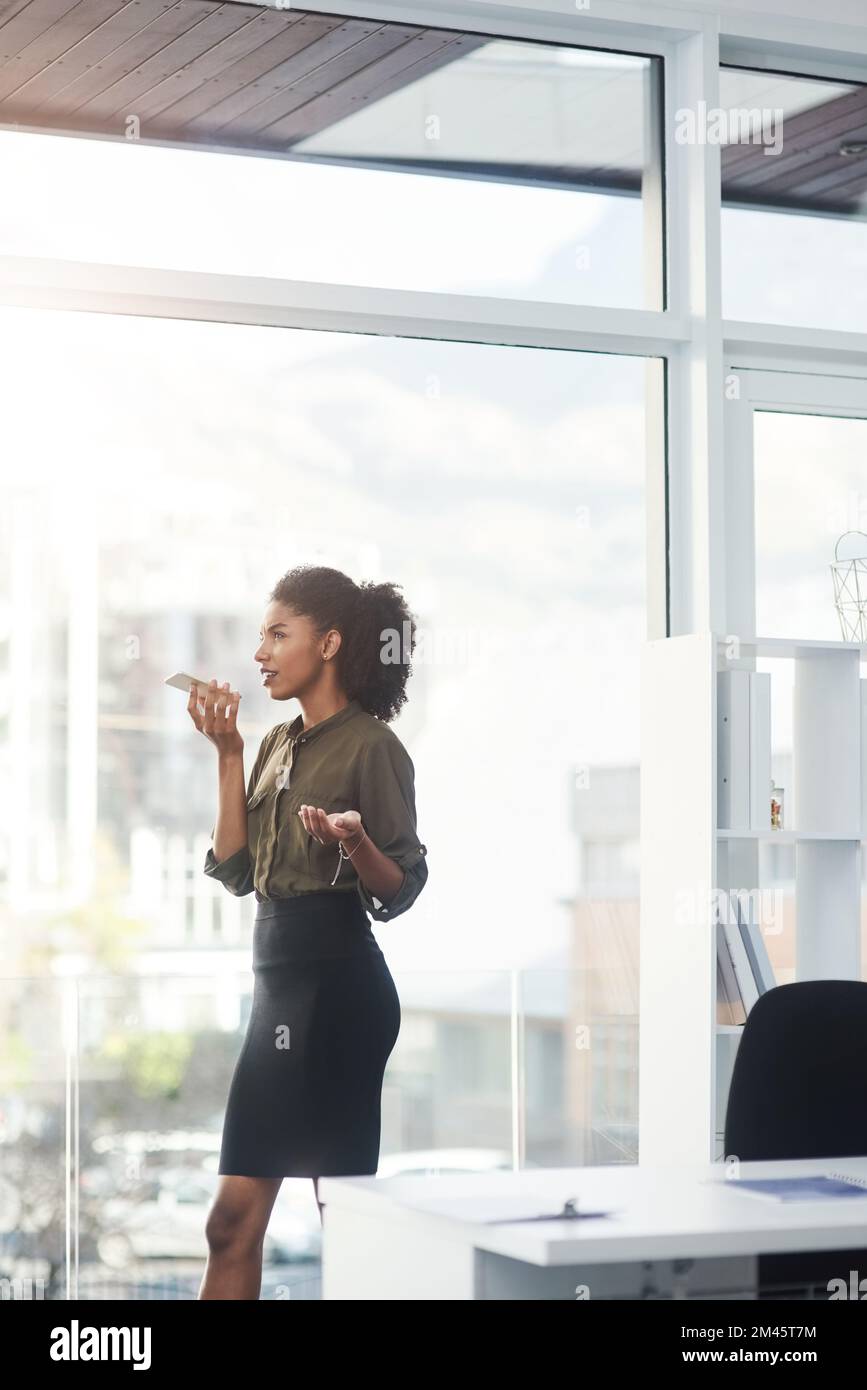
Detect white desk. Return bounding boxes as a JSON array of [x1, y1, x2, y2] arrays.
[[319, 1157, 867, 1300]]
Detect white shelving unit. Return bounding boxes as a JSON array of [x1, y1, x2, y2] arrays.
[[639, 631, 866, 1166]]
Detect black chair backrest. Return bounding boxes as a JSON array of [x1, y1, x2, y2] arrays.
[[723, 979, 867, 1161]]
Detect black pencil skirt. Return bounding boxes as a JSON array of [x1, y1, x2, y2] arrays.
[[217, 889, 401, 1179]]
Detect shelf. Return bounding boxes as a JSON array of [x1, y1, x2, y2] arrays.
[[715, 634, 867, 660], [717, 829, 862, 841], [641, 629, 865, 1165]]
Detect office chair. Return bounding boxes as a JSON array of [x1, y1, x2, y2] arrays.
[[723, 979, 867, 1297]]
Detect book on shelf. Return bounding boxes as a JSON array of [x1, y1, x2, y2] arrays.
[[734, 892, 776, 995], [721, 909, 759, 1012], [716, 925, 746, 1025], [717, 669, 771, 831], [715, 893, 776, 1021], [749, 672, 771, 831], [861, 679, 867, 836], [717, 670, 750, 830]]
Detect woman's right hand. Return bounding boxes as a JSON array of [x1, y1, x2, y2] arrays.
[[188, 678, 244, 758]]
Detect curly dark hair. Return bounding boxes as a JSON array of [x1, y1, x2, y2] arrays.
[[268, 564, 418, 723]]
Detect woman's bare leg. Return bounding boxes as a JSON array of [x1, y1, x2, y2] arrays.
[[199, 1174, 283, 1300]]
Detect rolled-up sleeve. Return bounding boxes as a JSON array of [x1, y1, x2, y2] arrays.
[[203, 840, 255, 896], [203, 730, 273, 896], [355, 735, 428, 921]]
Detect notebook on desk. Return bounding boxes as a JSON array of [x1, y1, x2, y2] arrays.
[[717, 1173, 867, 1202]]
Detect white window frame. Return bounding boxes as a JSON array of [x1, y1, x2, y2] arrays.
[[724, 368, 867, 636], [1, 0, 867, 645]]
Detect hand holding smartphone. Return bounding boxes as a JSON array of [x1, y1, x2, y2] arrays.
[[168, 673, 244, 757]]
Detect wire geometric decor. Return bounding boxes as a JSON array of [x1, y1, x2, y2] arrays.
[[831, 530, 867, 642]]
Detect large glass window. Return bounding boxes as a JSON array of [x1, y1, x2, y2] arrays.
[[0, 0, 670, 1298], [0, 304, 653, 1292], [721, 66, 867, 332], [753, 409, 867, 640], [0, 14, 663, 309]]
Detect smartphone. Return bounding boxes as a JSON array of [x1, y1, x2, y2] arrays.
[[165, 672, 222, 697]]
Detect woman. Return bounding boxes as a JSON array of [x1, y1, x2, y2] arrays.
[[190, 564, 427, 1300]]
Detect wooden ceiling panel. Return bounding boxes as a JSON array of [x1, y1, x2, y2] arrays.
[[187, 22, 419, 141], [27, 1, 225, 118], [203, 28, 477, 146], [68, 2, 273, 124], [2, 2, 177, 111], [124, 9, 307, 129], [721, 86, 867, 213], [0, 0, 476, 153], [0, 0, 86, 61], [102, 8, 289, 123], [178, 16, 384, 134], [0, 0, 864, 215], [0, 0, 127, 100], [256, 30, 478, 146]]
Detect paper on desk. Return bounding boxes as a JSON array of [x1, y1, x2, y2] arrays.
[[398, 1194, 617, 1224], [716, 1176, 867, 1203]]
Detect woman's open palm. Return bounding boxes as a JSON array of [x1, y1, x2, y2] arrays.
[[298, 806, 362, 846]]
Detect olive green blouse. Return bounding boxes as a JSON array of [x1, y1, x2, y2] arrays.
[[203, 698, 428, 921]]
